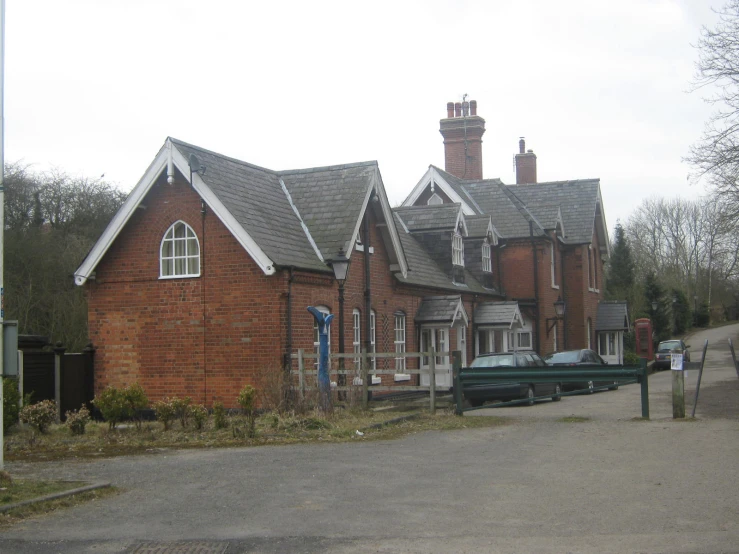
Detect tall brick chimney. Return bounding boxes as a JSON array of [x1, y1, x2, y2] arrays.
[[515, 137, 537, 184], [439, 99, 485, 180]]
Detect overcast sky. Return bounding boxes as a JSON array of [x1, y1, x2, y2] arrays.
[[5, 0, 722, 235]]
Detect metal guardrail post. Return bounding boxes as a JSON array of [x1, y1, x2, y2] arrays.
[[691, 339, 709, 418], [640, 357, 650, 419], [730, 338, 739, 379], [429, 348, 436, 415], [452, 352, 463, 416]]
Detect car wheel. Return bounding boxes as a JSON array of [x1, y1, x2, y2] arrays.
[[608, 381, 619, 391], [586, 381, 594, 394], [526, 386, 535, 406], [552, 383, 562, 402]]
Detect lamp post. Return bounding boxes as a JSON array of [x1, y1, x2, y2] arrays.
[[329, 248, 350, 395], [546, 295, 566, 338]]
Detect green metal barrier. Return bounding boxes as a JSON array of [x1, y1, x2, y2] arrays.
[[453, 358, 650, 418]]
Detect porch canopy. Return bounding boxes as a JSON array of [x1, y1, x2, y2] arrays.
[[474, 301, 524, 329], [595, 301, 629, 331], [415, 295, 469, 326]]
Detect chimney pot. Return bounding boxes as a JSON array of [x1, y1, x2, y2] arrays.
[[519, 138, 525, 154], [470, 100, 477, 116], [454, 102, 462, 117], [462, 101, 469, 116], [446, 102, 454, 118]]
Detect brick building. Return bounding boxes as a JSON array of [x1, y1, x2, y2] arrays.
[[74, 101, 610, 407], [403, 100, 610, 357]]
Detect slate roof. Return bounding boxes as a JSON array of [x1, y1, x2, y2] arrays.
[[415, 295, 467, 324], [474, 301, 523, 328], [595, 301, 629, 331], [172, 139, 327, 272], [393, 204, 461, 233], [392, 214, 496, 294], [77, 137, 504, 298], [423, 166, 603, 245], [507, 180, 600, 244], [465, 215, 493, 238]]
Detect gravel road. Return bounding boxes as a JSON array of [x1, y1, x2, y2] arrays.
[[2, 325, 738, 554]]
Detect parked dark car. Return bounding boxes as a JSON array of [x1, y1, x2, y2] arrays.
[[544, 349, 618, 393], [653, 340, 690, 370], [464, 352, 562, 407]]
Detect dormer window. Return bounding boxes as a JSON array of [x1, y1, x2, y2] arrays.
[[482, 239, 492, 273], [428, 193, 443, 205], [452, 231, 464, 266]]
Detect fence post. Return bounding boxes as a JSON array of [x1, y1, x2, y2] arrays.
[[429, 348, 436, 415], [297, 349, 305, 400], [452, 351, 463, 415], [672, 357, 685, 419], [639, 357, 650, 419], [53, 342, 66, 423], [361, 348, 369, 410]]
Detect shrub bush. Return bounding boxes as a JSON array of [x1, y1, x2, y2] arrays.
[[189, 404, 208, 430], [170, 397, 192, 428], [93, 383, 149, 430], [65, 405, 91, 435], [238, 385, 258, 438], [19, 400, 57, 433], [212, 401, 227, 430], [3, 378, 21, 433], [624, 351, 641, 365], [123, 383, 149, 430], [153, 398, 177, 430], [93, 386, 127, 430]]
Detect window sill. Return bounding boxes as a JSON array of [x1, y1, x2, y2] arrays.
[[159, 273, 201, 280], [394, 374, 411, 382], [355, 244, 374, 254]]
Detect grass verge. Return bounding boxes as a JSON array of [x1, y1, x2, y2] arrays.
[[5, 407, 510, 462], [0, 481, 119, 529]]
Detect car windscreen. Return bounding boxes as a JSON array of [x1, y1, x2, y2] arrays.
[[470, 354, 515, 368], [545, 351, 580, 363], [657, 341, 681, 352]]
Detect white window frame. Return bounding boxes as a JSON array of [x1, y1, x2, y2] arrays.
[[482, 239, 492, 273], [313, 306, 331, 370], [598, 332, 616, 356], [160, 220, 201, 278], [427, 193, 443, 205], [394, 312, 406, 371], [452, 232, 464, 266], [551, 243, 559, 289], [353, 308, 361, 368], [552, 322, 558, 353]]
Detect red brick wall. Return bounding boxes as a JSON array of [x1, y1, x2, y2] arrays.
[[87, 182, 497, 407], [87, 179, 288, 408]]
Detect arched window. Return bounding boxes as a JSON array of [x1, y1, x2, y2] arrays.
[[160, 221, 200, 278]]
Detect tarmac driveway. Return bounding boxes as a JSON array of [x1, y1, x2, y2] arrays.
[[3, 325, 739, 554]]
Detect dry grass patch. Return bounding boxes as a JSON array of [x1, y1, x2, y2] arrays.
[[0, 483, 118, 528], [4, 407, 510, 462]]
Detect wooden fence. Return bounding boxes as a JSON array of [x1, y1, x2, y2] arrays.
[[291, 348, 462, 414]]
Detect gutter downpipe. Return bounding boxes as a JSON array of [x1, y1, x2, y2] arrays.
[[530, 221, 540, 354], [286, 267, 294, 372], [560, 241, 567, 350], [364, 212, 372, 369]]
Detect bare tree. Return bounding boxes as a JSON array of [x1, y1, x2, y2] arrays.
[[688, 0, 739, 215]]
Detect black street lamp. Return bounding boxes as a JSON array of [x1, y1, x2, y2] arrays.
[[329, 248, 350, 393], [546, 295, 566, 336]]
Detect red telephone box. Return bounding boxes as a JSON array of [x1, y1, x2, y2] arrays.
[[634, 318, 654, 360]]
